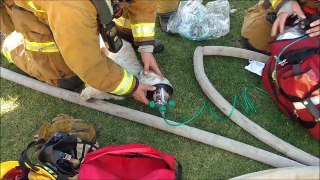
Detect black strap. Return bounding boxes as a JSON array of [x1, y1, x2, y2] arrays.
[[292, 64, 301, 75], [284, 48, 320, 64], [19, 139, 68, 180], [92, 0, 113, 25], [297, 117, 317, 129], [19, 140, 45, 173], [304, 98, 320, 122], [175, 161, 182, 180]]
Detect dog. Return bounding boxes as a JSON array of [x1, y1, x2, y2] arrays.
[[80, 36, 164, 101]]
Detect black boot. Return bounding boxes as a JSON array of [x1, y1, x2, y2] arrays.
[[241, 37, 270, 55], [153, 39, 164, 54], [158, 12, 177, 34]]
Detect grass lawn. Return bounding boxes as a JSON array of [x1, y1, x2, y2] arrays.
[[1, 0, 319, 179]]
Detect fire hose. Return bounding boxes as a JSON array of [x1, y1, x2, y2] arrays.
[[230, 166, 319, 179], [0, 67, 306, 168], [193, 46, 319, 166]]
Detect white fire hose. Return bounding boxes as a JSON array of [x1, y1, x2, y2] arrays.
[[193, 46, 319, 166], [0, 67, 305, 168], [230, 166, 319, 179]]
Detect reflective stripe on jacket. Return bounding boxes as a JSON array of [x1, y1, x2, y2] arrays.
[[24, 39, 59, 53], [1, 0, 137, 95], [131, 23, 155, 38], [111, 69, 135, 95]]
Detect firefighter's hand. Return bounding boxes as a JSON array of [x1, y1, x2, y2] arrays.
[[271, 1, 306, 36], [132, 83, 156, 105], [306, 20, 320, 37], [140, 52, 164, 77]]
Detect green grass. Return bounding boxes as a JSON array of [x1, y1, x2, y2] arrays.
[[1, 0, 319, 179]]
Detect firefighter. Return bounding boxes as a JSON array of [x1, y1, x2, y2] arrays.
[[113, 0, 180, 76], [241, 0, 320, 54], [0, 0, 159, 105]]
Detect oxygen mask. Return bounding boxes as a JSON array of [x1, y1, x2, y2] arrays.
[[138, 71, 175, 116]]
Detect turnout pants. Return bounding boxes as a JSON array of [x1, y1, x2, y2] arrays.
[[1, 5, 82, 90], [241, 0, 275, 54], [115, 0, 180, 44]]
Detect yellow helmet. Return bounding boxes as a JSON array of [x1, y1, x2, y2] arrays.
[[0, 161, 22, 179], [0, 161, 57, 180]]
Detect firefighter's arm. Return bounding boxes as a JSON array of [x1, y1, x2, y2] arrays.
[[127, 0, 163, 76], [46, 2, 137, 96], [269, 0, 306, 36]]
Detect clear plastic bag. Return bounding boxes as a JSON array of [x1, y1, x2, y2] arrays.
[[167, 0, 230, 40]]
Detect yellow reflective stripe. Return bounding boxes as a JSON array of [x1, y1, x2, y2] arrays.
[[111, 69, 134, 95], [25, 39, 56, 47], [131, 23, 155, 29], [132, 31, 155, 38], [271, 0, 281, 8], [1, 31, 23, 62], [24, 39, 59, 53], [122, 75, 134, 95], [2, 46, 12, 61], [131, 23, 155, 38], [27, 1, 45, 12], [111, 69, 128, 94], [113, 17, 132, 29]]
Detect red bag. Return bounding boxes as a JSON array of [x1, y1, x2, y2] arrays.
[[79, 144, 182, 180], [262, 36, 320, 141]]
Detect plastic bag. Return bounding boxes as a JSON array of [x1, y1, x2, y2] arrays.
[[167, 0, 230, 40]]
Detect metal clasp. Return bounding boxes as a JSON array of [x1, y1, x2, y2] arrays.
[[278, 59, 288, 66], [63, 153, 72, 160]]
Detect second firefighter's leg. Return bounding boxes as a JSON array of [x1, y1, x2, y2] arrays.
[[241, 0, 275, 54], [157, 0, 180, 32]]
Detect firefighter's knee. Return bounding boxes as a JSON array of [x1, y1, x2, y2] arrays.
[[157, 0, 180, 14], [241, 2, 275, 53]]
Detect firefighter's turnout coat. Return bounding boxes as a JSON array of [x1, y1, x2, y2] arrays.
[[1, 0, 139, 94]]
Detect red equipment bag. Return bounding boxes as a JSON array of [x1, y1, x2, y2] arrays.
[[262, 36, 320, 141], [79, 144, 182, 180]]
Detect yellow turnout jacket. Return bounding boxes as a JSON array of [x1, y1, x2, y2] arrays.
[[1, 0, 137, 94]]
